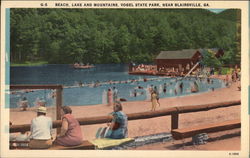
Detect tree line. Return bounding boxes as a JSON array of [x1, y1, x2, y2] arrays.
[[10, 9, 240, 65]]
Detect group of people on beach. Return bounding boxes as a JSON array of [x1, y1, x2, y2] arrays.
[[223, 66, 241, 89], [131, 64, 156, 72], [129, 62, 204, 78], [11, 101, 128, 149]]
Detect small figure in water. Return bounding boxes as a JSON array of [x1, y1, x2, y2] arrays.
[[133, 89, 137, 97], [19, 97, 29, 111], [207, 78, 211, 84], [138, 86, 144, 89], [113, 87, 118, 102], [154, 86, 159, 96], [107, 89, 113, 106], [163, 83, 167, 94], [149, 85, 154, 93], [78, 81, 83, 87], [179, 82, 183, 94], [174, 89, 178, 95], [191, 81, 199, 93]]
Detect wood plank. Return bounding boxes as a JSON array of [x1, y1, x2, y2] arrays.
[[56, 88, 62, 134], [171, 113, 179, 130], [171, 119, 241, 140], [49, 140, 95, 150]]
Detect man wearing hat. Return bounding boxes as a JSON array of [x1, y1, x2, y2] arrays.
[[29, 106, 53, 149]]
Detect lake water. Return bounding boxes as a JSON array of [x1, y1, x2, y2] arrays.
[[10, 64, 225, 108]]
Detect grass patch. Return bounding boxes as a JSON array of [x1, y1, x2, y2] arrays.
[[11, 61, 48, 66]]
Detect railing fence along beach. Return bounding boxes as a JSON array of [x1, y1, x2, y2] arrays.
[[9, 85, 240, 133], [10, 85, 63, 134]]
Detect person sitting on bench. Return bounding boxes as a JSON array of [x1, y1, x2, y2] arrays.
[[54, 106, 83, 146], [96, 102, 128, 139], [29, 106, 53, 149]]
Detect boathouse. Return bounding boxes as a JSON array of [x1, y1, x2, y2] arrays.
[[155, 49, 202, 72]]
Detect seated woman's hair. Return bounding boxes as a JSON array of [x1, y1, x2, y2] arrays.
[[62, 106, 72, 114], [114, 102, 122, 112]]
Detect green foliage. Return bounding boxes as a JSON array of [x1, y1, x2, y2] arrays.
[[202, 50, 222, 69], [214, 67, 233, 75], [10, 9, 240, 64]]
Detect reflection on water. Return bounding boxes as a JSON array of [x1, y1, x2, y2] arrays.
[[10, 64, 225, 108]]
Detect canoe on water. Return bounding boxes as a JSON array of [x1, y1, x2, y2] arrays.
[[73, 64, 95, 69]]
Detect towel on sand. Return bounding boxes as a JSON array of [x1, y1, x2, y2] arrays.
[[90, 138, 134, 149]]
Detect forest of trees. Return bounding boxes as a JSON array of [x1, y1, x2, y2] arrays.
[[10, 9, 240, 65]]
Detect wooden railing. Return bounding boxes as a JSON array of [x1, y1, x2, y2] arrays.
[[10, 100, 240, 133], [10, 85, 63, 133]]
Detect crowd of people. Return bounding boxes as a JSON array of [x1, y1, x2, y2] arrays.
[[130, 64, 157, 73], [130, 63, 204, 77]]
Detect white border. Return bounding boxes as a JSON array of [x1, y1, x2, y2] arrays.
[[1, 1, 249, 158]]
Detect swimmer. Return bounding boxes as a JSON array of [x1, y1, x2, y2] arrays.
[[138, 86, 144, 89], [163, 83, 167, 94], [174, 89, 178, 95], [19, 97, 29, 111], [179, 82, 183, 94], [134, 89, 137, 97], [79, 81, 83, 87]]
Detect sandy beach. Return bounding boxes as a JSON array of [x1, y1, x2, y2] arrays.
[[10, 76, 241, 149]]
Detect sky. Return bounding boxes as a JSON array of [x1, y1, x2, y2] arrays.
[[207, 9, 226, 14]]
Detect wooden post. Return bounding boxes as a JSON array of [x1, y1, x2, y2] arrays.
[[56, 87, 63, 134], [171, 113, 179, 130]]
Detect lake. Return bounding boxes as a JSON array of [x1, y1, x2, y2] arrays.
[[10, 64, 225, 108]]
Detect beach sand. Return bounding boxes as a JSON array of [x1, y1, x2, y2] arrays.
[[9, 77, 241, 150]]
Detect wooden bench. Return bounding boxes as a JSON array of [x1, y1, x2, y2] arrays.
[[10, 140, 95, 150], [10, 141, 29, 149], [171, 119, 241, 140], [49, 140, 95, 150]]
